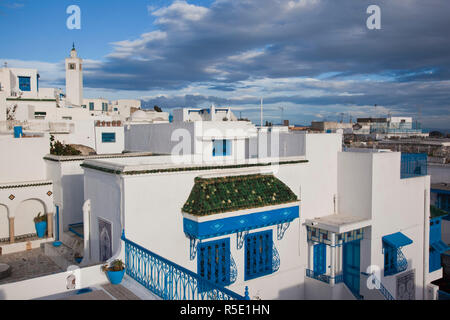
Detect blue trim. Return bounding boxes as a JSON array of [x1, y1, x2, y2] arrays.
[[68, 222, 84, 239], [55, 205, 60, 241], [431, 188, 450, 195], [382, 232, 413, 248], [184, 205, 299, 240]]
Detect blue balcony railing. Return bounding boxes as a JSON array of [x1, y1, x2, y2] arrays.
[[401, 153, 427, 179], [306, 269, 344, 284], [121, 232, 247, 300]]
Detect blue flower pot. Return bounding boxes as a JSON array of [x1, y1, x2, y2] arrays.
[[106, 269, 125, 285], [35, 221, 47, 238]]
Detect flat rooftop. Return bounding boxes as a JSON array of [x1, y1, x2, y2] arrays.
[[81, 155, 308, 176], [43, 152, 162, 162], [431, 183, 450, 192], [305, 214, 372, 233]]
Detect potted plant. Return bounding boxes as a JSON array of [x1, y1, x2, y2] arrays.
[[34, 212, 47, 238], [74, 253, 83, 264], [102, 259, 126, 285]]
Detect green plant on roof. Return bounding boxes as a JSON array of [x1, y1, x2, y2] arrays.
[[182, 174, 298, 216]]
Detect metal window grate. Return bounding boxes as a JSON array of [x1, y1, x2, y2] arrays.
[[245, 230, 273, 280], [198, 238, 231, 289]]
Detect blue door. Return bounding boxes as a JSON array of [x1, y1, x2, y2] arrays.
[[343, 240, 361, 296], [313, 243, 326, 275]]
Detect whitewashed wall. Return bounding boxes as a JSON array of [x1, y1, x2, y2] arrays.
[[0, 134, 49, 183], [94, 126, 124, 154], [84, 133, 342, 300]]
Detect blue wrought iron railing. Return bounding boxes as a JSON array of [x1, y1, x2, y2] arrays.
[[385, 248, 408, 276], [361, 272, 395, 300], [401, 153, 427, 179], [121, 232, 247, 300], [306, 269, 344, 284]]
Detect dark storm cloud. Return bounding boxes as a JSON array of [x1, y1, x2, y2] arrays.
[[83, 0, 450, 90], [78, 0, 450, 127]]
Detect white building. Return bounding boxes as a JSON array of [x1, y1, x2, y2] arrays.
[[125, 106, 256, 162], [77, 131, 438, 300], [0, 132, 55, 255]]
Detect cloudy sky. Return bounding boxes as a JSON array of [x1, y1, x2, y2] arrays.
[[1, 0, 449, 129]]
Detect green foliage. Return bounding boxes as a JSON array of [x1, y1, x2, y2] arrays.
[[50, 135, 81, 156], [102, 259, 125, 272], [33, 212, 47, 223], [182, 174, 298, 216]]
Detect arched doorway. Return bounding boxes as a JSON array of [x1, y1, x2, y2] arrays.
[[0, 204, 9, 240], [15, 199, 46, 237]]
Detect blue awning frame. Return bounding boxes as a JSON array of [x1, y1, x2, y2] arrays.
[[382, 232, 413, 249]]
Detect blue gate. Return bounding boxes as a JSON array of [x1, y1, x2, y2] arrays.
[[343, 240, 361, 298]]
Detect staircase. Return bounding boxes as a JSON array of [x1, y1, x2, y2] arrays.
[[42, 231, 84, 270]]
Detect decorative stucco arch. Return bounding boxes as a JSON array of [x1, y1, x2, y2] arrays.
[[0, 181, 55, 244]]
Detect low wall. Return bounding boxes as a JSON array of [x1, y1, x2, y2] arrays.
[[0, 263, 108, 300]]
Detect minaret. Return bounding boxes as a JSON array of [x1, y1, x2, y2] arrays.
[[65, 43, 83, 106]]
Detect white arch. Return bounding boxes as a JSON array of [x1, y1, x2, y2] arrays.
[[14, 198, 47, 237]]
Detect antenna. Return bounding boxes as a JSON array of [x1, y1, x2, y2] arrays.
[[260, 98, 263, 127], [278, 106, 284, 124]]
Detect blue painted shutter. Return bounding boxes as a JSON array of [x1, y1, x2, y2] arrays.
[[313, 243, 326, 275], [245, 230, 273, 280], [198, 238, 230, 288]]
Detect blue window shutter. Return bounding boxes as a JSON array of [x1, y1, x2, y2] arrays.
[[245, 230, 273, 280], [314, 243, 326, 275], [18, 77, 31, 91], [225, 140, 232, 156], [102, 132, 116, 143], [197, 238, 231, 290]]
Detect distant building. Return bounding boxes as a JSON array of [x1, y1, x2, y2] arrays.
[[356, 116, 428, 139]]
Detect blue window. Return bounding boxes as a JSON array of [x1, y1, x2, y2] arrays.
[[18, 76, 31, 91], [429, 218, 449, 272], [197, 238, 231, 288], [245, 230, 273, 280], [102, 103, 108, 112], [313, 243, 326, 275], [102, 132, 116, 143], [212, 139, 231, 157], [89, 102, 94, 111], [382, 232, 412, 276]]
